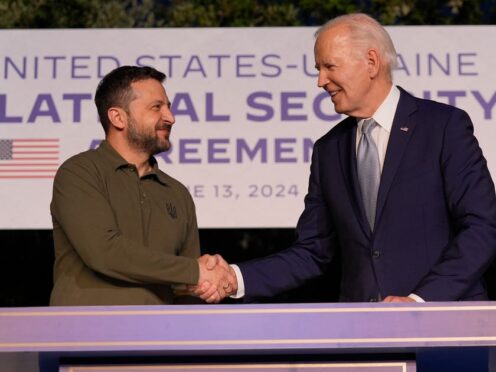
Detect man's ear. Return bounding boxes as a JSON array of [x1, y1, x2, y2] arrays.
[[366, 48, 380, 79], [107, 107, 127, 130]]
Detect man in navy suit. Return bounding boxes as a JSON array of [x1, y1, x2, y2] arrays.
[[193, 13, 496, 303]]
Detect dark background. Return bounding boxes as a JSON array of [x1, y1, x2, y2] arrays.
[[1, 228, 495, 307]]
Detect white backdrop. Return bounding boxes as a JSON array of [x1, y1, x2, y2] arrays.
[[1, 26, 495, 228]]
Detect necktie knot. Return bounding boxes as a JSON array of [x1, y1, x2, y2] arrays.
[[362, 118, 376, 135]]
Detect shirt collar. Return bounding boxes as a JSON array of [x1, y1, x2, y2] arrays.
[[357, 85, 400, 133], [97, 140, 168, 185], [147, 157, 169, 185], [97, 140, 128, 170]]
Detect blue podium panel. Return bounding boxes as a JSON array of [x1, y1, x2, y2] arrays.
[[0, 302, 494, 371]]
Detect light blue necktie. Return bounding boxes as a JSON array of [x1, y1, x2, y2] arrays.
[[357, 118, 380, 230]]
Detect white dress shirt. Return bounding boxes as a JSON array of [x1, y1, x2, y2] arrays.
[[355, 84, 399, 172]]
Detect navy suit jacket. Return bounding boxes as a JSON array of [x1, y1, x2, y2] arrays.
[[239, 87, 496, 302]]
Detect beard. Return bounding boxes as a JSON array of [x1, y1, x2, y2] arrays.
[[127, 117, 171, 155]]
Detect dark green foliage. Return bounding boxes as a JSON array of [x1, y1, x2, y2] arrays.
[[0, 0, 160, 28], [0, 0, 494, 28]]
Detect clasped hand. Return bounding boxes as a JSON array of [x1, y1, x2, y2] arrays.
[[189, 254, 238, 303]]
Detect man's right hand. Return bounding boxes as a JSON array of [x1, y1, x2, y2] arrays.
[[190, 254, 238, 303]]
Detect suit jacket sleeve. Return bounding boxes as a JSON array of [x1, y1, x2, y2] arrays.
[[413, 108, 496, 300], [237, 142, 336, 300]]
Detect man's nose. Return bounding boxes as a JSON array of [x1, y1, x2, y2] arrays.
[[317, 71, 329, 88], [162, 107, 175, 125]]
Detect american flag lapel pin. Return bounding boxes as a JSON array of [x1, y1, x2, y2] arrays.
[[400, 127, 409, 132]]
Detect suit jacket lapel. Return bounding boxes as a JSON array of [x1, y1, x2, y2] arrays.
[[337, 117, 371, 237], [375, 88, 418, 226]]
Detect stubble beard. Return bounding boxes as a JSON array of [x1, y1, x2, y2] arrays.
[[127, 117, 171, 156]]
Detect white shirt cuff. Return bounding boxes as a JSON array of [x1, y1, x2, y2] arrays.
[[408, 293, 425, 303], [229, 264, 245, 299]]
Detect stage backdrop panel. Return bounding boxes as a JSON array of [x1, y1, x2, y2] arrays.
[[0, 26, 495, 228]]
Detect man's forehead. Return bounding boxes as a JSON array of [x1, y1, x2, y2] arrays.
[[316, 25, 350, 45], [131, 79, 167, 98], [315, 27, 353, 57], [131, 78, 164, 89]]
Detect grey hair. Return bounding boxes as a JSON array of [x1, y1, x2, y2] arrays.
[[315, 13, 397, 81]]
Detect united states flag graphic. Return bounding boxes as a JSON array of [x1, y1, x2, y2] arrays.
[[0, 139, 60, 179]]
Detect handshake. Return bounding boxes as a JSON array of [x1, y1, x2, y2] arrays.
[[188, 254, 238, 303]]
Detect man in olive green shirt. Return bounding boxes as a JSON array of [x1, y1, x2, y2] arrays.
[[50, 66, 233, 305]]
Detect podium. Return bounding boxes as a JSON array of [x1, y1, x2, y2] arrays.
[[1, 302, 495, 371]]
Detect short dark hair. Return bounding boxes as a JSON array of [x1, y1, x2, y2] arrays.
[[94, 66, 166, 133]]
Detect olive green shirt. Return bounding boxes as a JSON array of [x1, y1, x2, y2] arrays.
[[50, 140, 200, 306]]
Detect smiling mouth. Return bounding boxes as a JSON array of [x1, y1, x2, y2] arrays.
[[156, 124, 172, 132], [328, 91, 340, 101], [156, 126, 171, 141]]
